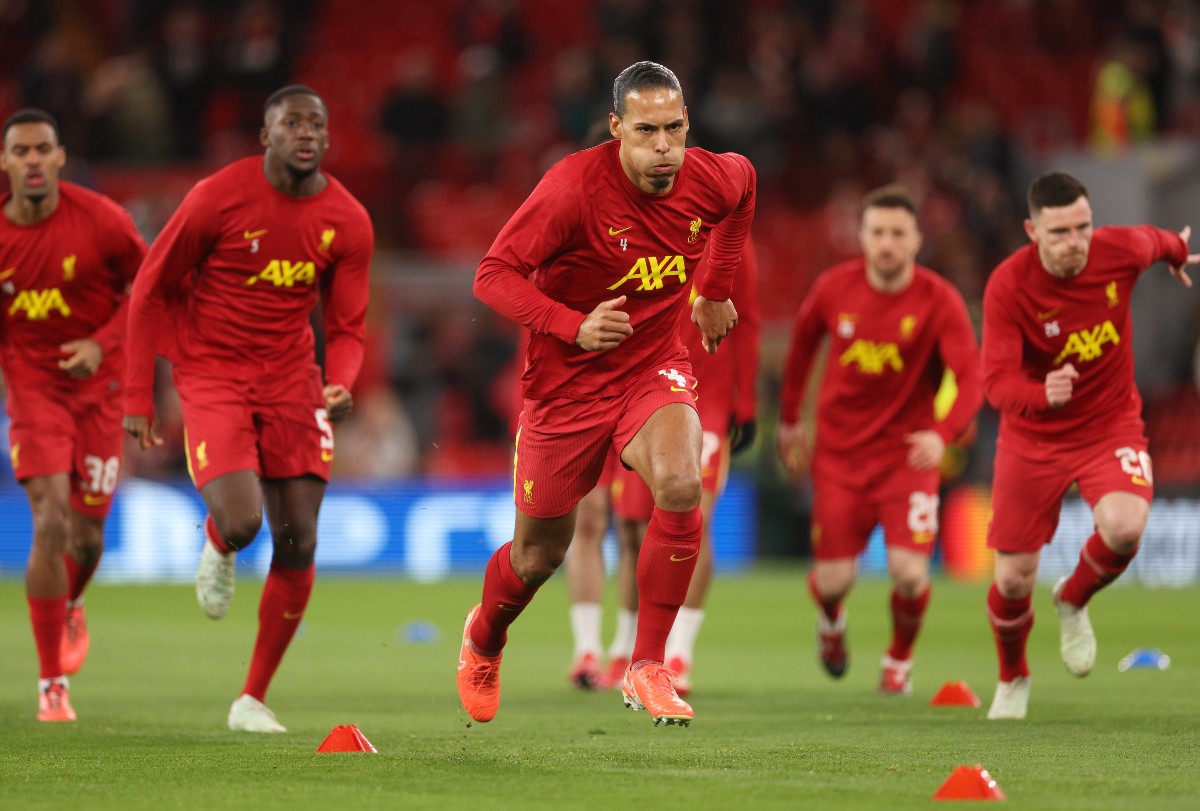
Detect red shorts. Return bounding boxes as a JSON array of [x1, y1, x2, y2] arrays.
[[987, 432, 1154, 553], [5, 379, 124, 519], [513, 361, 698, 518], [173, 363, 333, 491], [810, 453, 941, 561]]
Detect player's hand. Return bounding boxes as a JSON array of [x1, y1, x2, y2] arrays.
[[691, 296, 737, 354], [576, 296, 633, 352], [324, 384, 353, 421], [729, 419, 757, 455], [1170, 225, 1198, 288], [1045, 363, 1079, 408], [904, 430, 946, 471], [776, 421, 810, 478], [58, 338, 103, 378], [123, 414, 163, 450]]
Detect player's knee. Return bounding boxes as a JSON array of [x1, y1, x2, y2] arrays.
[[1098, 519, 1145, 554], [652, 471, 702, 512], [216, 513, 263, 549], [512, 547, 562, 585], [30, 498, 70, 545], [994, 572, 1034, 599]]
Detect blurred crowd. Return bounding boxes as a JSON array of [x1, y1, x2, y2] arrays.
[[2, 0, 1200, 489]]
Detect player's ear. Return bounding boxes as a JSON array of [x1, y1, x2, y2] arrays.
[[260, 126, 271, 148], [609, 112, 621, 140], [1023, 218, 1037, 243]]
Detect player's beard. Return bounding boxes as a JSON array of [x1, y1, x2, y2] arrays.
[[649, 176, 670, 191], [285, 161, 318, 182]]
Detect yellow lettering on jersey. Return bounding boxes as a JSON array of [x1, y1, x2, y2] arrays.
[[1053, 319, 1120, 364], [62, 255, 76, 281], [1106, 281, 1119, 308], [607, 255, 688, 292], [319, 228, 336, 253], [839, 339, 904, 374], [244, 259, 317, 287], [7, 288, 71, 320]]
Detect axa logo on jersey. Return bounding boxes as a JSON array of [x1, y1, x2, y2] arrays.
[[1053, 319, 1119, 364], [245, 259, 317, 287], [839, 339, 904, 374], [7, 288, 71, 320], [608, 255, 687, 292]]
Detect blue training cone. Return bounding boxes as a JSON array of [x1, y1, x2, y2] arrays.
[[1118, 648, 1170, 671]]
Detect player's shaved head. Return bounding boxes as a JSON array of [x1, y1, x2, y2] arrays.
[[612, 62, 684, 117], [263, 85, 325, 122]]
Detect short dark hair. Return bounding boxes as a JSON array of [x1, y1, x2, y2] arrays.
[[1028, 172, 1089, 214], [612, 61, 684, 117], [863, 184, 919, 219], [263, 85, 324, 118], [2, 108, 61, 145]]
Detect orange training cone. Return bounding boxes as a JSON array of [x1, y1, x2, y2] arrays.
[[929, 680, 982, 708], [933, 765, 1006, 801], [316, 724, 378, 753]]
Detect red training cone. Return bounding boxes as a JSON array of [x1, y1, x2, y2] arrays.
[[316, 724, 378, 753], [929, 680, 982, 708], [933, 765, 1006, 801]]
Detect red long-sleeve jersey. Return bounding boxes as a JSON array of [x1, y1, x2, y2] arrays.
[[125, 157, 374, 416], [982, 225, 1187, 445], [474, 140, 755, 401], [0, 182, 146, 397], [685, 242, 760, 427], [780, 260, 982, 463]]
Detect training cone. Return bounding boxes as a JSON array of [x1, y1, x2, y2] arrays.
[[932, 765, 1006, 801], [929, 680, 982, 708], [316, 724, 378, 753]]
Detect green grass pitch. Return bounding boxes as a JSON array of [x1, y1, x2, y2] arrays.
[[1, 568, 1197, 809]]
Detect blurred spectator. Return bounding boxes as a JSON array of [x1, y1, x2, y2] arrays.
[[154, 3, 215, 159], [330, 389, 419, 479], [84, 49, 173, 160], [1089, 35, 1158, 152], [379, 49, 449, 184]]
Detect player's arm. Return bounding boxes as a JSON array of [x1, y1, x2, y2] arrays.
[[693, 155, 756, 354], [473, 170, 594, 348], [1120, 224, 1196, 287], [729, 242, 761, 453], [908, 287, 984, 470], [320, 214, 374, 421], [123, 183, 219, 448], [63, 203, 148, 379], [981, 276, 1053, 415], [776, 279, 826, 477]]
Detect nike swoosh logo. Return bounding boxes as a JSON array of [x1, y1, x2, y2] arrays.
[[283, 610, 304, 620], [458, 659, 467, 670], [320, 451, 334, 462], [670, 386, 689, 393], [498, 603, 522, 612], [608, 226, 633, 236], [0, 268, 15, 281], [669, 551, 698, 562], [82, 493, 109, 506], [243, 229, 267, 240], [1037, 308, 1059, 321]]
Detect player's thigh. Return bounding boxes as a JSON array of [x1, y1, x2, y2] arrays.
[[255, 366, 334, 483], [810, 471, 877, 562], [514, 396, 613, 519], [172, 368, 260, 489], [616, 364, 702, 501], [987, 438, 1073, 553], [7, 387, 74, 483]]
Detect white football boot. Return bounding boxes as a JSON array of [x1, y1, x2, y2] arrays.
[[228, 694, 286, 733], [196, 540, 236, 620]]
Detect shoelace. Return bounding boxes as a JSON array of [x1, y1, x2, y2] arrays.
[[43, 686, 65, 709], [639, 665, 686, 707], [466, 656, 500, 690]]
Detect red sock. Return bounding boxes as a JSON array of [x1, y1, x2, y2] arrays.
[[987, 583, 1033, 682], [807, 569, 841, 623], [631, 506, 701, 664], [206, 515, 234, 554], [241, 563, 314, 702], [28, 595, 68, 679], [887, 584, 931, 661], [1060, 532, 1135, 608], [470, 542, 540, 654], [63, 553, 100, 603]]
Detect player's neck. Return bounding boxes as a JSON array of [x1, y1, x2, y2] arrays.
[[865, 263, 913, 294], [262, 160, 327, 198], [4, 188, 60, 226]]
